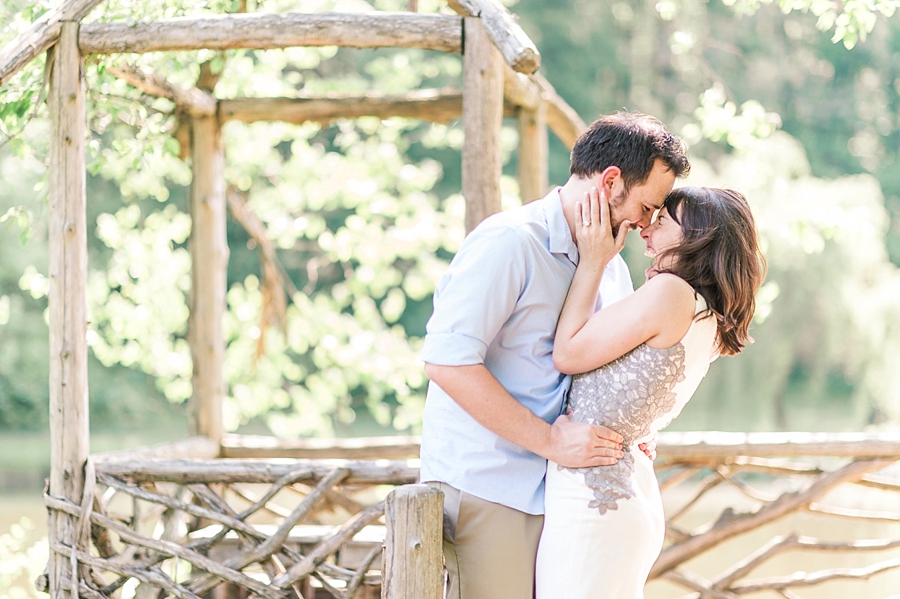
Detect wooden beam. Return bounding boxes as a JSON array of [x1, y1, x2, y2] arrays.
[[47, 22, 89, 599], [517, 101, 548, 203], [462, 18, 504, 233], [214, 432, 900, 461], [107, 64, 216, 118], [91, 436, 221, 462], [78, 12, 462, 55], [502, 65, 586, 150], [94, 458, 420, 485], [221, 91, 521, 126], [0, 0, 103, 87], [382, 485, 443, 599], [656, 431, 900, 460], [448, 0, 540, 74], [531, 72, 587, 149], [220, 89, 465, 124], [503, 65, 541, 111], [188, 115, 227, 445], [221, 433, 421, 459]]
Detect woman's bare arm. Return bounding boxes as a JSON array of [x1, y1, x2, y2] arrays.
[[553, 188, 696, 375], [553, 274, 696, 374]]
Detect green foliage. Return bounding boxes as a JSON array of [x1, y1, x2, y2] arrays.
[[682, 84, 782, 150], [513, 0, 900, 428], [719, 0, 899, 48], [214, 117, 465, 434], [0, 0, 478, 436], [1, 0, 899, 437], [0, 207, 33, 246]]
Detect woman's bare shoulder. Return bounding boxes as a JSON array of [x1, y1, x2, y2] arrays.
[[636, 274, 697, 349], [637, 273, 695, 304]]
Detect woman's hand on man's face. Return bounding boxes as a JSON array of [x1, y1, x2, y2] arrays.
[[575, 186, 631, 269]]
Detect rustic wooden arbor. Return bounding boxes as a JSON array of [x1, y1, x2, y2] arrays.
[[3, 1, 900, 598], [0, 0, 587, 597]]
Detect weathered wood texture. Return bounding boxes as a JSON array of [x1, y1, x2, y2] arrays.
[[502, 66, 541, 110], [517, 101, 548, 202], [221, 431, 900, 460], [448, 0, 539, 74], [44, 463, 400, 599], [78, 12, 462, 55], [92, 436, 220, 462], [220, 90, 468, 125], [47, 22, 90, 599], [44, 438, 900, 599], [462, 18, 504, 233], [222, 433, 421, 459], [0, 0, 103, 86], [382, 485, 443, 599], [532, 72, 587, 148], [656, 431, 900, 460], [107, 64, 216, 117], [652, 458, 894, 577], [95, 458, 420, 485], [188, 115, 227, 444]]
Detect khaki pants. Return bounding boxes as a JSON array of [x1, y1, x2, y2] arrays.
[[426, 482, 544, 599]]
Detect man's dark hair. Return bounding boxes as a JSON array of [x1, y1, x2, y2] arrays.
[[569, 112, 690, 191]]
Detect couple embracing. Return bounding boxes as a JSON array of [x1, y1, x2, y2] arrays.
[[419, 112, 766, 599]]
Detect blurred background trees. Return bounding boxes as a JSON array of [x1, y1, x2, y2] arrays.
[[0, 0, 899, 454]]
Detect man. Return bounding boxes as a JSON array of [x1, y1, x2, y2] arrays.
[[420, 112, 690, 599]]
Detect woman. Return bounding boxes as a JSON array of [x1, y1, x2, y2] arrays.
[[535, 186, 766, 599]]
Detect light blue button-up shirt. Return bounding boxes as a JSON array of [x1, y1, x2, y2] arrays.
[[420, 189, 634, 515]]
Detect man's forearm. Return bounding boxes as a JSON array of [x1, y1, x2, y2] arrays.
[[424, 363, 554, 457]]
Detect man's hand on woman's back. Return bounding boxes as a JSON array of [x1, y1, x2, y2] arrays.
[[546, 414, 624, 468]]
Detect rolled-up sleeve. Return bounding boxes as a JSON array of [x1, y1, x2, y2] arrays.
[[421, 225, 526, 366]]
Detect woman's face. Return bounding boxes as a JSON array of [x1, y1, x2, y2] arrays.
[[640, 206, 684, 268]]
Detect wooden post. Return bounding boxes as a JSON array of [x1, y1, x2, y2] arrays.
[[382, 485, 443, 599], [462, 17, 504, 233], [188, 114, 226, 445], [517, 101, 548, 203], [47, 21, 89, 599]]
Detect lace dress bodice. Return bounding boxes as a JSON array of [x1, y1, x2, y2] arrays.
[[562, 295, 717, 514]]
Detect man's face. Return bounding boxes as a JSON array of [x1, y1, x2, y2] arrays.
[[606, 160, 677, 234]]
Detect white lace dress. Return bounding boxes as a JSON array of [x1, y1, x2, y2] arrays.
[[535, 295, 717, 599]]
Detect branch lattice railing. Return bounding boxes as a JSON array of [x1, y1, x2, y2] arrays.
[[40, 432, 900, 599], [650, 432, 900, 598]]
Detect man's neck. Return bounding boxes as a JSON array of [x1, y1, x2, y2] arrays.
[[558, 176, 596, 242]]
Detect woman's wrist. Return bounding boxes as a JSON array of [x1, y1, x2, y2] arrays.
[[578, 255, 610, 273]]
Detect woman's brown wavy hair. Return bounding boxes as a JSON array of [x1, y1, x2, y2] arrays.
[[655, 187, 767, 356]]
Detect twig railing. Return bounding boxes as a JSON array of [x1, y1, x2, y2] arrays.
[[651, 431, 900, 598], [41, 432, 900, 598]]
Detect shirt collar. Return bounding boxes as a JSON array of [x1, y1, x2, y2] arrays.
[[544, 187, 579, 264]]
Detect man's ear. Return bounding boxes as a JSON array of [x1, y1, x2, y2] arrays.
[[598, 166, 621, 197]]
